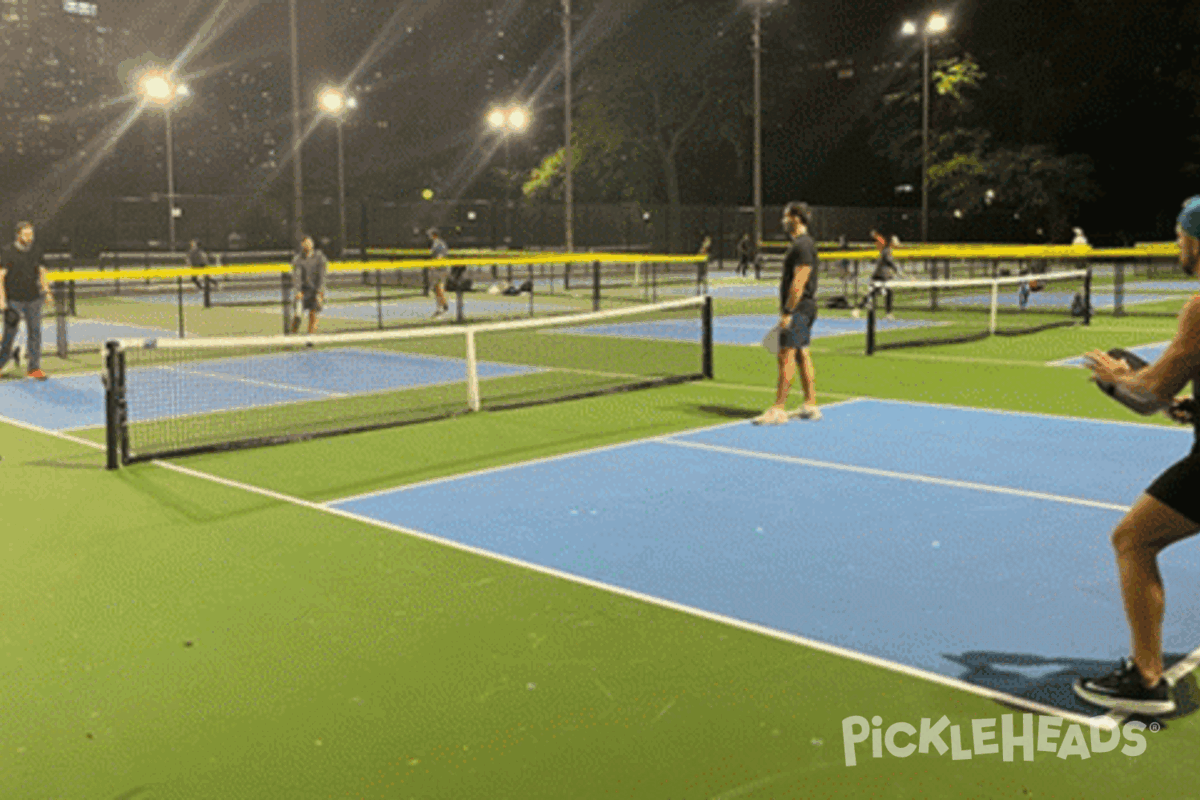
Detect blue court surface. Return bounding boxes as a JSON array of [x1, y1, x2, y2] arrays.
[[0, 349, 536, 431], [8, 318, 179, 351], [330, 399, 1200, 716], [556, 314, 942, 346], [944, 290, 1177, 310], [1051, 341, 1171, 369], [322, 297, 585, 321]]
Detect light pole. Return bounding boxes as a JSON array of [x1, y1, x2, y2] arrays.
[[318, 87, 358, 255], [751, 1, 769, 254], [288, 0, 304, 243], [902, 12, 950, 243], [562, 0, 573, 253], [139, 72, 189, 253], [487, 106, 531, 248]]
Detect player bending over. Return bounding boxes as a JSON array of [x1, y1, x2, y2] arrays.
[[1074, 196, 1200, 715]]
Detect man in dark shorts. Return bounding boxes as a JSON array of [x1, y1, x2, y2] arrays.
[[0, 221, 52, 380], [187, 239, 219, 293], [291, 235, 328, 334], [754, 202, 820, 425], [1073, 195, 1200, 715]]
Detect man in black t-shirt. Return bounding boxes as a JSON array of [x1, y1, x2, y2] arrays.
[[754, 202, 820, 425], [0, 221, 52, 380]]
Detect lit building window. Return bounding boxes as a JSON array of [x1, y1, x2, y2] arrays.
[[62, 1, 98, 17]]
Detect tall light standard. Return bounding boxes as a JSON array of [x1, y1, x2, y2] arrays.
[[487, 106, 531, 247], [562, 0, 573, 253], [902, 12, 950, 243], [750, 1, 770, 254], [289, 0, 303, 243], [318, 86, 357, 255], [139, 72, 189, 252]]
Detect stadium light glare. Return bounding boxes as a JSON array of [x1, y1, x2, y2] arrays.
[[927, 13, 950, 34], [901, 20, 918, 36], [487, 109, 507, 129], [318, 87, 346, 114], [508, 108, 529, 132], [140, 73, 173, 103]]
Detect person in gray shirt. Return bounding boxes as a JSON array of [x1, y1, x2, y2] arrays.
[[292, 235, 328, 334]]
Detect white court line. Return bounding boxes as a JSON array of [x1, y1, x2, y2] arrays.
[[167, 365, 346, 398], [862, 395, 1195, 434], [324, 398, 866, 506], [659, 439, 1132, 513]]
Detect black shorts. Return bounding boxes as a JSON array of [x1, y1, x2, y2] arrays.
[[779, 309, 816, 351], [1146, 438, 1200, 525], [301, 288, 323, 312]]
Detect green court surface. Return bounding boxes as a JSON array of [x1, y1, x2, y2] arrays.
[[2, 295, 1197, 799]]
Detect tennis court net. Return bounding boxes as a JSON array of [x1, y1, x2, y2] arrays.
[[866, 269, 1092, 353], [102, 295, 713, 467]]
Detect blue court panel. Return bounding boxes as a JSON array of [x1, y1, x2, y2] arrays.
[[1053, 341, 1171, 369], [322, 297, 584, 321], [556, 315, 942, 347], [7, 319, 178, 350], [943, 290, 1177, 310], [0, 348, 536, 432], [1122, 280, 1197, 293], [332, 400, 1200, 714]]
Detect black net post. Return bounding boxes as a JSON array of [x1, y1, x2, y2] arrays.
[[282, 271, 293, 334], [592, 260, 601, 312], [1113, 262, 1125, 317], [203, 273, 212, 308], [176, 276, 185, 339], [865, 291, 877, 356], [68, 264, 76, 316], [1084, 267, 1093, 326], [928, 260, 938, 312], [423, 267, 430, 297], [376, 269, 384, 330], [54, 282, 69, 359], [528, 264, 535, 317], [702, 295, 714, 379], [697, 256, 706, 296], [565, 263, 571, 291], [455, 283, 465, 324], [104, 341, 127, 470], [652, 260, 658, 303]]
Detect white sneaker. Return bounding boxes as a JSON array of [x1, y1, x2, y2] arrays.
[[851, 308, 860, 319], [432, 307, 447, 319], [792, 405, 822, 421], [752, 407, 788, 426], [886, 313, 896, 322]]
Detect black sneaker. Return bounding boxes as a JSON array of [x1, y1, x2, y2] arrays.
[[1073, 659, 1175, 715]]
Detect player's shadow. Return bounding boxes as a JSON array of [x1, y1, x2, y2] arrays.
[[944, 650, 1199, 722], [696, 405, 759, 420]]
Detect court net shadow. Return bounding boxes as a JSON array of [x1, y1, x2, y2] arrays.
[[944, 650, 1199, 722]]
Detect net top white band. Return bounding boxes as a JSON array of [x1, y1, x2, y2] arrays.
[[106, 294, 707, 352]]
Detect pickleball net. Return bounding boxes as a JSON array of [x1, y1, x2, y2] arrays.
[[102, 295, 712, 466], [866, 269, 1092, 353]]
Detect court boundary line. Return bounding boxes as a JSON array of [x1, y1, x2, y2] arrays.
[[323, 398, 866, 506], [659, 439, 1131, 512], [862, 395, 1195, 434], [1, 405, 1193, 727]]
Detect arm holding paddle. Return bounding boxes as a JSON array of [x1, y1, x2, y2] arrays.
[[1085, 297, 1200, 416]]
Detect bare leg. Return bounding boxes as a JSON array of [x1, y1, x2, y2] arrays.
[[307, 310, 319, 335], [797, 347, 817, 408], [435, 282, 448, 310], [772, 348, 796, 409], [1111, 493, 1199, 686]]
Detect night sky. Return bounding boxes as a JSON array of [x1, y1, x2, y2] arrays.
[[51, 0, 1200, 241]]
